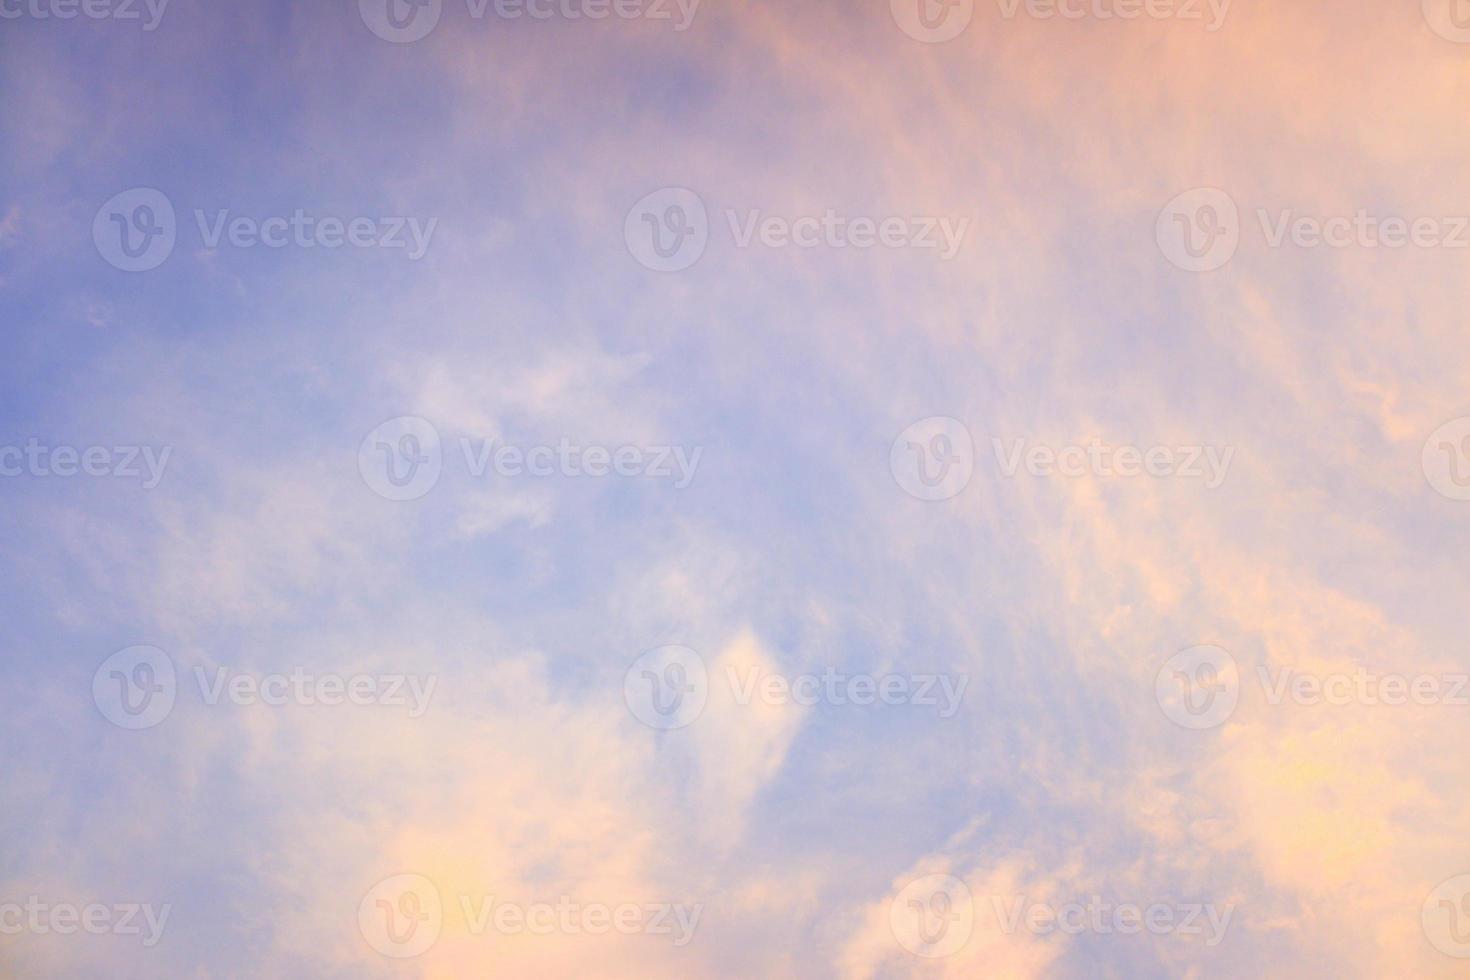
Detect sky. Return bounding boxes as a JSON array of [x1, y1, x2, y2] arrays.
[[3, 0, 1470, 976]]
